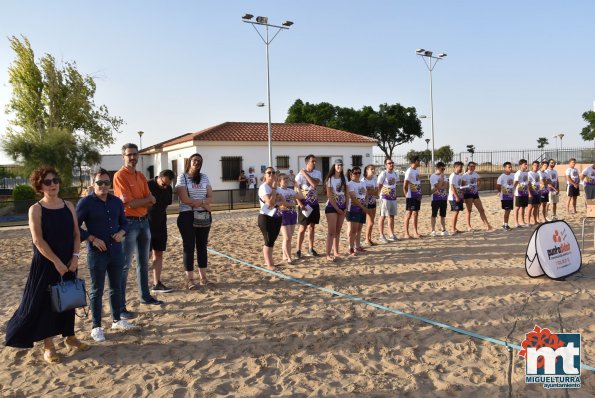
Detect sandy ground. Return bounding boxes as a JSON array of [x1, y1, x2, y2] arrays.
[[0, 194, 594, 397]]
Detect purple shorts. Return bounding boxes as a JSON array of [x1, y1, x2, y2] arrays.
[[281, 210, 297, 226]]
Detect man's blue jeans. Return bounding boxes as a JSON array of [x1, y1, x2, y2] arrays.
[[121, 218, 152, 310], [88, 249, 124, 328]]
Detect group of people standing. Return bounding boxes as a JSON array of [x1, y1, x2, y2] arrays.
[[5, 145, 213, 362]]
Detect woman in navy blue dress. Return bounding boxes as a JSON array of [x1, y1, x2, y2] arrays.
[[5, 166, 89, 363]]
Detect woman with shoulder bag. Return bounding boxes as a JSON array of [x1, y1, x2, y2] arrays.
[[175, 153, 214, 289], [5, 165, 89, 363], [258, 167, 283, 271]]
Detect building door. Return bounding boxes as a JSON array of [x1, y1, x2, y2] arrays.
[[321, 156, 330, 179], [171, 159, 178, 176]]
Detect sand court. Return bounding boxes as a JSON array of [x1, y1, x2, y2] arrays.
[[1, 194, 594, 396]]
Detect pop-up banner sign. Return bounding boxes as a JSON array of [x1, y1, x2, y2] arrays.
[[525, 220, 582, 279]]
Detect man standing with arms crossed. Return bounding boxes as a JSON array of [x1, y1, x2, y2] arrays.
[[148, 169, 175, 293], [113, 143, 162, 320], [377, 158, 399, 243], [295, 154, 322, 258]]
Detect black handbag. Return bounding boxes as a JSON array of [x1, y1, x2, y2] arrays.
[[49, 276, 87, 312], [184, 174, 212, 228]]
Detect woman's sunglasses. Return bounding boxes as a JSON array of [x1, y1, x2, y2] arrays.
[[42, 177, 61, 186], [265, 171, 276, 175]]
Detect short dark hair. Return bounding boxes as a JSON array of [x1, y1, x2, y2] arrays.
[[541, 161, 549, 166], [569, 158, 576, 163], [453, 161, 464, 168], [532, 160, 540, 166], [548, 159, 556, 163], [503, 161, 512, 168], [93, 167, 109, 181], [435, 162, 445, 168], [519, 159, 528, 165], [305, 154, 316, 162], [159, 169, 175, 180], [121, 143, 139, 155], [30, 165, 59, 192], [411, 156, 420, 164], [384, 158, 393, 165]]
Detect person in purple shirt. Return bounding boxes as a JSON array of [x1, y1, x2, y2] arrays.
[[76, 168, 139, 343]]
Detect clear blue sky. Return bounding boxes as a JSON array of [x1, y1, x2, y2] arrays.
[[1, 0, 594, 164]]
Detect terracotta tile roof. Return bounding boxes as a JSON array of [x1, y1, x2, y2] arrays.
[[161, 122, 376, 148]]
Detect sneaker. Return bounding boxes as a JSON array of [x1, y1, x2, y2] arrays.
[[356, 246, 367, 253], [379, 235, 388, 243], [430, 230, 437, 237], [308, 248, 319, 257], [141, 296, 164, 305], [502, 224, 512, 231], [151, 282, 173, 293], [120, 309, 136, 320], [112, 319, 140, 331], [441, 230, 450, 236], [388, 235, 398, 242], [551, 215, 558, 221], [295, 250, 302, 259], [91, 327, 105, 342]]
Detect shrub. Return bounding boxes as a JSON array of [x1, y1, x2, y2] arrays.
[[12, 184, 36, 213]]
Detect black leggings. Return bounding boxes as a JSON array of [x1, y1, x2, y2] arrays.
[[177, 211, 211, 271], [258, 214, 282, 248]]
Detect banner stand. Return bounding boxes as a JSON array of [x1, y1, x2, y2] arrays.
[[525, 220, 582, 280]]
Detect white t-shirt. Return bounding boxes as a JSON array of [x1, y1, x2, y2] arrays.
[[404, 167, 422, 199], [463, 171, 479, 195], [448, 172, 464, 201], [363, 176, 378, 207], [527, 171, 541, 195], [430, 173, 448, 201], [514, 170, 529, 197], [175, 173, 210, 212], [347, 180, 367, 212], [258, 183, 282, 217], [497, 173, 514, 200], [325, 176, 346, 209], [546, 168, 559, 191], [539, 170, 551, 194], [377, 170, 399, 200], [276, 186, 297, 213], [295, 169, 322, 207], [582, 165, 595, 186], [566, 167, 580, 185]]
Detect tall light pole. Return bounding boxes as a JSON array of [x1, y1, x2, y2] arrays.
[[425, 138, 430, 150], [242, 14, 293, 167], [138, 130, 144, 175], [416, 49, 447, 167]]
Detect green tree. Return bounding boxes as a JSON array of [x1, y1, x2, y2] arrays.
[[581, 110, 595, 146], [2, 36, 123, 187], [435, 145, 454, 164], [419, 149, 432, 166], [406, 149, 420, 163], [466, 144, 476, 161], [537, 137, 549, 149]]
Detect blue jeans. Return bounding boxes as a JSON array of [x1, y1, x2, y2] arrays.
[[121, 218, 152, 310], [88, 249, 124, 328]]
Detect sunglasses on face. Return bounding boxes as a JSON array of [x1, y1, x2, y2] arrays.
[[42, 177, 61, 186], [266, 171, 276, 175], [95, 179, 111, 186]]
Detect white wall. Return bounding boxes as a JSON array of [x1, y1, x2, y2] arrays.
[[99, 154, 123, 172]]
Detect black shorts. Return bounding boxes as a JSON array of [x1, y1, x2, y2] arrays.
[[515, 196, 528, 208], [501, 200, 514, 210], [540, 194, 549, 203], [586, 184, 595, 199], [298, 204, 320, 226], [567, 185, 580, 197], [463, 192, 480, 200], [346, 211, 366, 224], [450, 200, 464, 212], [529, 195, 541, 205], [150, 224, 168, 252], [431, 200, 447, 217], [405, 198, 421, 212], [324, 204, 345, 214]]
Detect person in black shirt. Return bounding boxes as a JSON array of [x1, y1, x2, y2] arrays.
[[147, 169, 174, 293]]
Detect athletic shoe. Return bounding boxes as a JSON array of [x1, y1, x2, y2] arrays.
[[388, 235, 398, 241], [551, 215, 558, 221], [356, 247, 367, 253], [111, 320, 140, 331], [151, 282, 173, 293], [295, 250, 302, 259], [141, 296, 164, 305], [308, 248, 319, 257], [502, 224, 512, 231], [120, 309, 136, 320], [430, 230, 437, 237], [379, 235, 388, 243], [441, 230, 450, 236], [91, 327, 105, 342]]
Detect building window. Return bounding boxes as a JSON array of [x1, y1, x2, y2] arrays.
[[276, 156, 290, 169], [352, 155, 363, 167], [221, 156, 242, 181]]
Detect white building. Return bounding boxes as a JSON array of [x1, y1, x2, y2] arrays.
[[137, 122, 377, 190]]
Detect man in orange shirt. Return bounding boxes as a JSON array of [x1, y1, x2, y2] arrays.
[[113, 143, 162, 319]]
